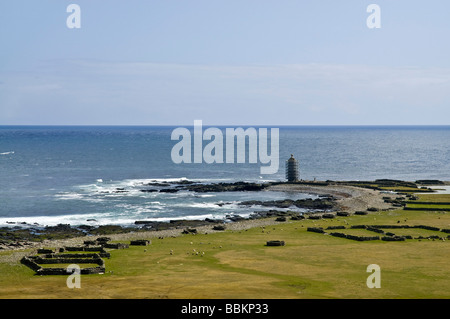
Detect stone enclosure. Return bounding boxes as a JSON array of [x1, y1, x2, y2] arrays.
[[307, 224, 450, 242], [20, 237, 148, 275]]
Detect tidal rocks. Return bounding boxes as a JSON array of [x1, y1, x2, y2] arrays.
[[182, 228, 198, 234], [159, 188, 179, 193], [140, 189, 158, 193], [225, 215, 246, 222], [415, 180, 444, 185], [239, 198, 336, 210], [185, 182, 267, 193]]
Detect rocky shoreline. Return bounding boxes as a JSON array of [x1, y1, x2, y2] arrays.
[[0, 199, 331, 251], [0, 179, 441, 252]]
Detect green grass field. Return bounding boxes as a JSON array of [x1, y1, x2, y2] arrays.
[[1, 202, 449, 299], [406, 203, 450, 209], [416, 194, 450, 203]]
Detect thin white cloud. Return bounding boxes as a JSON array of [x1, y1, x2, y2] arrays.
[[1, 61, 450, 125]]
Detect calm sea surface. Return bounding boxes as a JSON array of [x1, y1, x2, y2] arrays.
[[1, 126, 449, 226]]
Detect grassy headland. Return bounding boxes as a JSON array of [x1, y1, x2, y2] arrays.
[[0, 182, 449, 299]]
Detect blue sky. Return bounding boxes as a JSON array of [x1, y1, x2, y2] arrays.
[[1, 0, 450, 125]]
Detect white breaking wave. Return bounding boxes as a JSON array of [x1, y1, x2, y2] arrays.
[[182, 202, 225, 209], [0, 151, 14, 155]]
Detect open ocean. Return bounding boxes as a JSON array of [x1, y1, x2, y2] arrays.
[[1, 125, 450, 227]]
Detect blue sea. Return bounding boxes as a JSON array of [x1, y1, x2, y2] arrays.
[[1, 125, 450, 227]]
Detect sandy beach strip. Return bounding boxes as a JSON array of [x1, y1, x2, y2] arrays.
[[267, 183, 395, 213]]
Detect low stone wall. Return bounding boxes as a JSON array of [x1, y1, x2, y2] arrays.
[[20, 237, 136, 275], [329, 232, 379, 241], [326, 226, 346, 230], [381, 236, 406, 241], [415, 225, 440, 231], [34, 256, 104, 266], [37, 249, 54, 254], [20, 256, 42, 272], [307, 227, 325, 234], [104, 243, 129, 249], [308, 224, 447, 242], [366, 227, 385, 234], [336, 212, 351, 217], [62, 246, 110, 258], [350, 225, 366, 229], [36, 266, 105, 276], [130, 239, 151, 246], [266, 240, 285, 246]]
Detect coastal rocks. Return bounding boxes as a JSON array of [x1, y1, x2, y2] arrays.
[[225, 215, 246, 222], [415, 180, 445, 185], [140, 189, 158, 193], [159, 188, 179, 193], [249, 210, 302, 220], [135, 218, 224, 232], [239, 198, 336, 210], [182, 228, 198, 235], [185, 182, 267, 193], [139, 181, 268, 193]]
